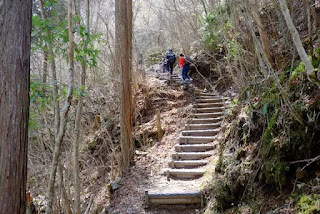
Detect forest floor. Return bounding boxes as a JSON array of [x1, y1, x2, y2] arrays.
[[104, 68, 211, 214]]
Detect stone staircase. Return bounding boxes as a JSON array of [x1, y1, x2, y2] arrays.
[[145, 90, 228, 207], [157, 71, 182, 84]]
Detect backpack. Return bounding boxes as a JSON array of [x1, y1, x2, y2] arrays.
[[185, 57, 192, 65], [167, 54, 176, 64]]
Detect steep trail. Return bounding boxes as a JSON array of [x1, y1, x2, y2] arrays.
[[106, 69, 229, 214], [145, 91, 228, 207]]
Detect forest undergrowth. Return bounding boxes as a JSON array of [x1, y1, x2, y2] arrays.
[[22, 0, 320, 213], [199, 1, 320, 212]]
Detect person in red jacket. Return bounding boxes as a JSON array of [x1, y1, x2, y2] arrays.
[[179, 53, 192, 83]]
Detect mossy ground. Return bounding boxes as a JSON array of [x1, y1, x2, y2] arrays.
[[203, 59, 320, 213]]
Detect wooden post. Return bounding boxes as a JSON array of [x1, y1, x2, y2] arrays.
[[145, 191, 149, 206], [200, 191, 204, 208], [156, 109, 164, 139], [142, 70, 146, 80]]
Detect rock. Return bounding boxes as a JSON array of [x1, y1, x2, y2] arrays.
[[296, 167, 307, 180], [135, 150, 148, 156]]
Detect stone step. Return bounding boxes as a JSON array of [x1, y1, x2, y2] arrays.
[[182, 129, 220, 136], [199, 96, 221, 100], [193, 107, 224, 113], [164, 168, 206, 179], [179, 136, 216, 144], [172, 152, 213, 160], [171, 79, 181, 82], [187, 118, 223, 124], [191, 112, 223, 118], [194, 89, 205, 93], [158, 73, 170, 76], [194, 103, 223, 108], [145, 191, 204, 206], [185, 123, 221, 130], [198, 92, 217, 96], [196, 98, 226, 103], [169, 160, 209, 168], [175, 144, 214, 152]]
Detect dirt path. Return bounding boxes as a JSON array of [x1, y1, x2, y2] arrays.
[[105, 70, 210, 214], [104, 67, 226, 214]]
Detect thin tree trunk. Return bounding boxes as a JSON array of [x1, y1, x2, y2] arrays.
[[52, 56, 60, 137], [303, 0, 313, 55], [243, 6, 305, 125], [310, 0, 320, 29], [42, 50, 49, 93], [39, 0, 60, 136], [58, 163, 72, 214], [73, 0, 90, 212], [278, 0, 319, 83], [45, 0, 75, 213], [39, 0, 49, 95], [0, 0, 32, 213], [200, 0, 208, 16], [251, 5, 275, 69]]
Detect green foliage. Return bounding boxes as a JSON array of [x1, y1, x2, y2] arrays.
[[260, 110, 292, 186], [146, 51, 163, 65], [30, 78, 52, 108], [201, 12, 224, 50], [200, 4, 242, 60], [265, 156, 289, 185], [262, 110, 279, 156], [291, 61, 306, 81], [213, 179, 234, 211], [32, 0, 102, 67], [29, 111, 41, 132], [29, 78, 53, 132], [296, 194, 320, 214], [74, 26, 103, 67], [261, 81, 281, 108]]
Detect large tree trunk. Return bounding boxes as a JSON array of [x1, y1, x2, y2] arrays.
[[0, 0, 32, 213], [127, 0, 134, 158], [116, 0, 134, 175], [278, 0, 319, 84], [46, 0, 75, 213]]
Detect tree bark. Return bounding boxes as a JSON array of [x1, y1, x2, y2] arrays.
[[58, 163, 72, 214], [278, 0, 319, 83], [251, 3, 275, 69], [127, 0, 134, 158], [0, 0, 32, 213], [45, 0, 75, 213], [116, 0, 134, 175], [310, 0, 320, 29], [38, 0, 49, 95], [73, 0, 90, 212], [243, 6, 305, 125]]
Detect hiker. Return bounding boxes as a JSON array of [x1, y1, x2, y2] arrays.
[[179, 53, 192, 84], [164, 49, 177, 75]]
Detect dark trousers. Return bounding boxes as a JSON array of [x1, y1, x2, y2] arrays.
[[182, 64, 191, 80], [167, 63, 174, 74]]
